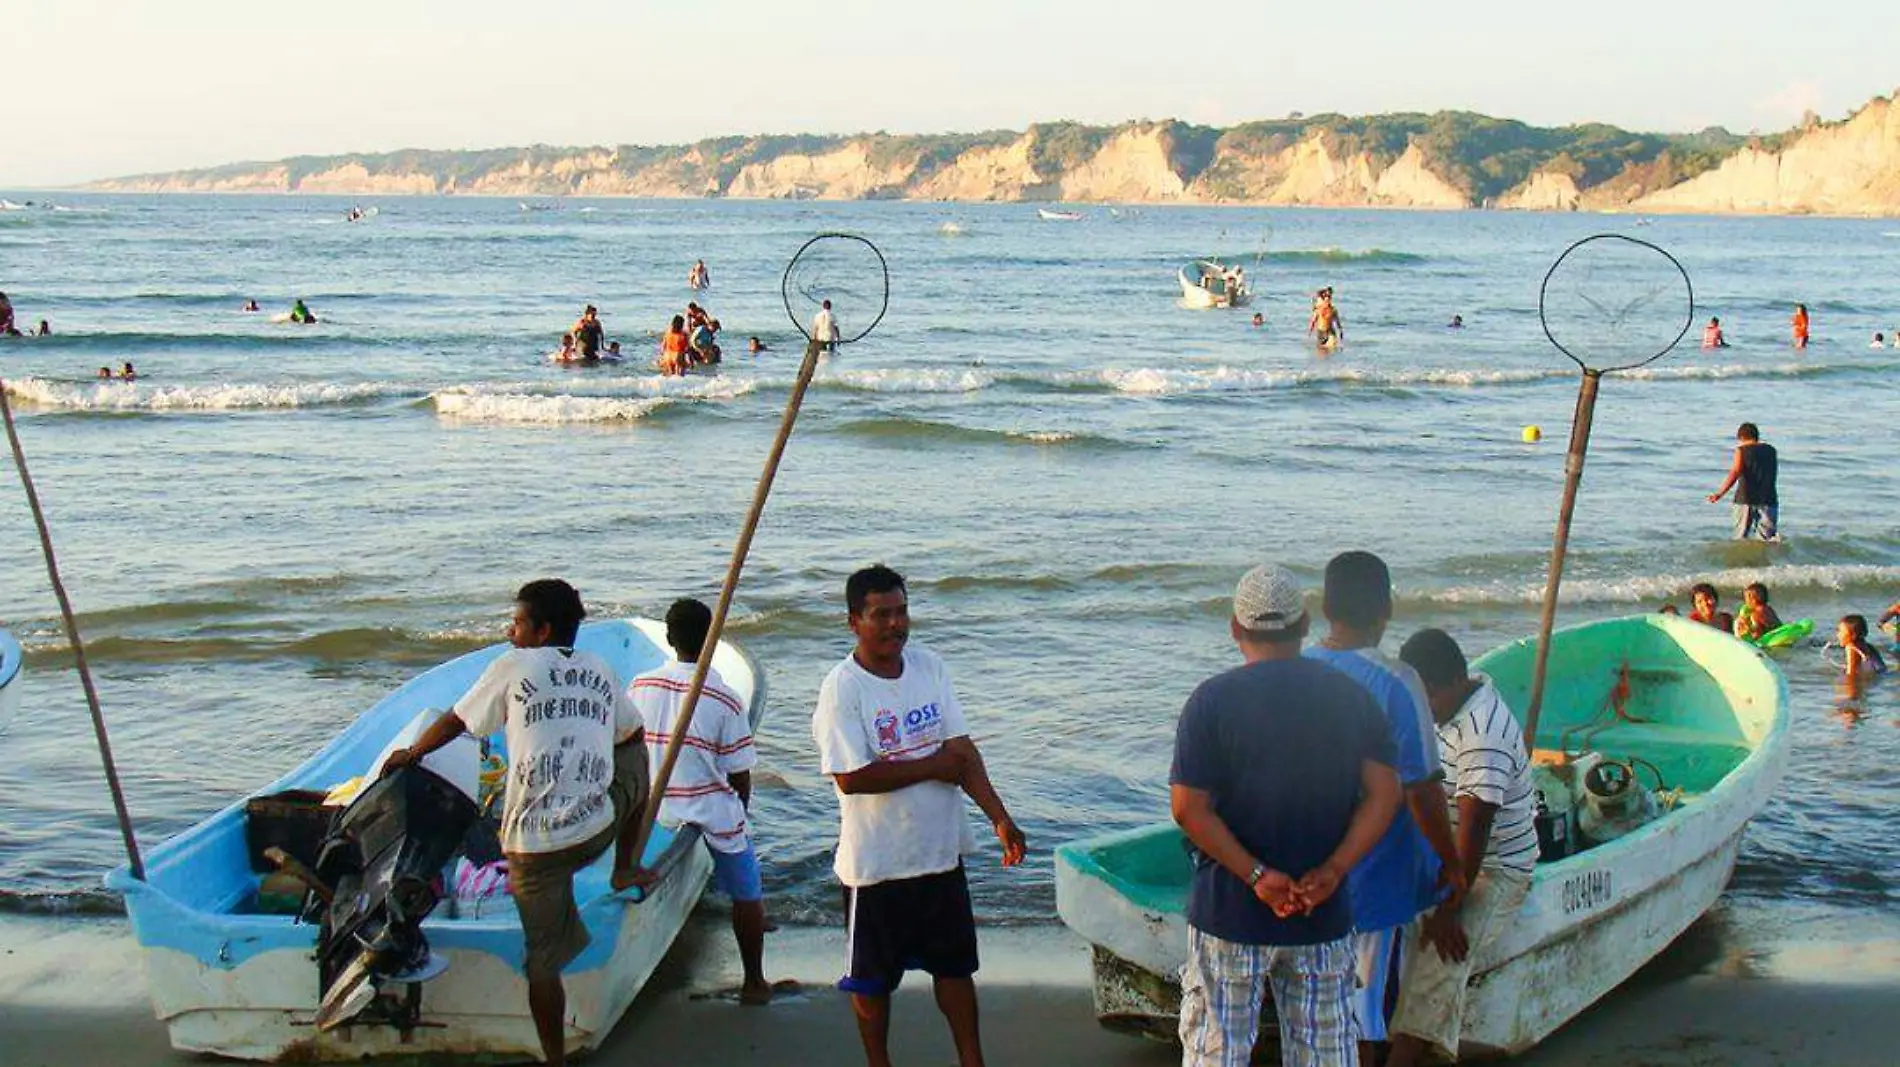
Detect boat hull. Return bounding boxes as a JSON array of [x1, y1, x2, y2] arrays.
[[1056, 614, 1788, 1056], [0, 628, 20, 727], [1178, 262, 1251, 308], [108, 618, 766, 1061]]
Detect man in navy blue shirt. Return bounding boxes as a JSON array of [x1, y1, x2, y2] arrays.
[[1171, 563, 1403, 1067]]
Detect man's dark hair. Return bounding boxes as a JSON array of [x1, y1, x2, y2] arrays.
[[515, 578, 586, 646], [665, 597, 713, 660], [1691, 582, 1718, 601], [1400, 628, 1467, 690], [1323, 551, 1392, 630], [846, 564, 906, 617], [1737, 422, 1760, 441]]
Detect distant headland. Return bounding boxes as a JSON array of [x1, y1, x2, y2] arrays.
[[86, 96, 1900, 217]]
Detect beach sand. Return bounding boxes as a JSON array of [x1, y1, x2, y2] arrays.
[[5, 901, 1895, 1066]]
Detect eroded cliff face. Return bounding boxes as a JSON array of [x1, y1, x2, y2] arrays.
[[1632, 98, 1900, 215], [85, 97, 1900, 216]]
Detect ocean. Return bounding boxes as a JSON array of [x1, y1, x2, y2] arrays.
[[0, 194, 1896, 936]]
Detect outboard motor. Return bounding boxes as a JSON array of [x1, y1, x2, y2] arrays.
[[309, 756, 479, 1032]]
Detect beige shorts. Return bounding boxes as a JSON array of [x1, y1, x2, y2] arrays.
[[1389, 866, 1532, 1058], [506, 743, 648, 980]]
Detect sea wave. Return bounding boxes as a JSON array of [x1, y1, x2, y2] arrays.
[[833, 416, 1119, 450], [430, 391, 674, 424], [0, 887, 124, 916], [3, 377, 416, 412], [1403, 563, 1900, 609], [817, 368, 997, 394], [38, 625, 491, 668], [1209, 247, 1427, 266]]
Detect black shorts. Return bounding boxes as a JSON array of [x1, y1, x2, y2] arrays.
[[839, 865, 978, 994]]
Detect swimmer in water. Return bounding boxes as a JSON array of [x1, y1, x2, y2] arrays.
[[1732, 582, 1782, 642], [1791, 304, 1809, 349], [1251, 312, 1265, 328], [1307, 287, 1343, 350], [555, 332, 577, 362], [121, 361, 137, 381], [1837, 615, 1887, 678], [97, 366, 112, 380], [1702, 317, 1729, 348], [747, 336, 767, 354], [242, 299, 260, 312], [289, 299, 316, 325], [35, 320, 50, 336], [1873, 332, 1887, 349], [1447, 314, 1465, 329]]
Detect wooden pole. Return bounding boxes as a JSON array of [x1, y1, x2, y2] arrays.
[[1523, 369, 1602, 749], [0, 379, 146, 880], [625, 339, 825, 877]]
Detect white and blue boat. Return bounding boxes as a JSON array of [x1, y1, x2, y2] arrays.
[[108, 618, 766, 1062], [0, 627, 22, 725]]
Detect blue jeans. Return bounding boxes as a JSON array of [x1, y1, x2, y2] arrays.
[[1733, 505, 1779, 541]]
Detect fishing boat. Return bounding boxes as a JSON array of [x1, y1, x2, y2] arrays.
[[1055, 613, 1788, 1057], [1178, 260, 1251, 309], [107, 618, 766, 1062], [1038, 207, 1085, 222], [0, 627, 21, 725]]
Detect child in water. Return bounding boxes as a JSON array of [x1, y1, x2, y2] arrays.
[[1836, 615, 1886, 678], [1688, 583, 1734, 632], [1732, 582, 1783, 641]]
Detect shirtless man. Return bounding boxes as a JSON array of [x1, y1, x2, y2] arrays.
[[1309, 288, 1344, 350]]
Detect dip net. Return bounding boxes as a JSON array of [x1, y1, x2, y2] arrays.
[[782, 233, 889, 345], [1539, 235, 1694, 373]]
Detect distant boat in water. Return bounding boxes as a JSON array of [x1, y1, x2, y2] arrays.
[[1038, 208, 1085, 222], [1178, 260, 1251, 309]]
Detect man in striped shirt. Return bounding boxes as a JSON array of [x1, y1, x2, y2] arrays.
[[630, 598, 771, 1005], [1388, 629, 1538, 1065]]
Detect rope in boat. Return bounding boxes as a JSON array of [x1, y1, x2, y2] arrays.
[[0, 378, 145, 880]]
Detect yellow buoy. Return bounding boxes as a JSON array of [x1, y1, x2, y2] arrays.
[[1522, 425, 1543, 443]]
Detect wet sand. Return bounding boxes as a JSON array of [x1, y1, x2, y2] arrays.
[[5, 901, 1896, 1066]]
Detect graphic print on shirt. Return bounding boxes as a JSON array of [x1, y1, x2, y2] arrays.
[[507, 660, 623, 840], [874, 700, 946, 759]]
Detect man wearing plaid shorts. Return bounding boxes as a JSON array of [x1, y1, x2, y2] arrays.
[[1171, 564, 1403, 1067]]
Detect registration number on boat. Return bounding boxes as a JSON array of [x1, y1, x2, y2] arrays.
[[1561, 869, 1613, 914]]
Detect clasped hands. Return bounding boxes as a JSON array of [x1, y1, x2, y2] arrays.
[[1250, 861, 1344, 918]]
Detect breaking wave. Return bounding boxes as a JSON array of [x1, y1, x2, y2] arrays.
[[430, 391, 674, 424], [3, 377, 416, 412]]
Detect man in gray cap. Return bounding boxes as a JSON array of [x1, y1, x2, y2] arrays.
[[1171, 563, 1403, 1067]]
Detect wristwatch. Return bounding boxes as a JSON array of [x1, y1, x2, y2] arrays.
[[1246, 863, 1267, 888]]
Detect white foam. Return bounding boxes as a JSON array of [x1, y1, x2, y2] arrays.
[[3, 377, 410, 411], [819, 368, 996, 393], [430, 392, 672, 424], [1413, 563, 1900, 607]]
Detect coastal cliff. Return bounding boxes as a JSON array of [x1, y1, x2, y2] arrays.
[[88, 97, 1900, 216]]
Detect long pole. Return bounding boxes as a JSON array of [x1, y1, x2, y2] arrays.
[[626, 340, 825, 874], [0, 379, 145, 880], [1523, 369, 1602, 748]]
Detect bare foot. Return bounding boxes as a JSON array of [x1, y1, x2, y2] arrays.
[[739, 981, 773, 1006]]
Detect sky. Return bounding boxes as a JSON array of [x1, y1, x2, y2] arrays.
[[3, 0, 1896, 188]]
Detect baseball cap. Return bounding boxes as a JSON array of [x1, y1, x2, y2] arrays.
[[1233, 564, 1307, 632]]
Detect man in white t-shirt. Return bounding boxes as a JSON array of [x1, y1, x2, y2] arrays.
[[812, 564, 1026, 1067], [631, 597, 771, 1005], [385, 579, 646, 1067], [812, 299, 839, 352], [1389, 628, 1537, 1066]]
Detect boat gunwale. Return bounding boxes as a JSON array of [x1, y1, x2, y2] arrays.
[[1055, 613, 1791, 961], [106, 618, 769, 956]]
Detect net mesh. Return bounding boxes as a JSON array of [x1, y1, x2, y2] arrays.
[[1539, 235, 1694, 372], [782, 233, 889, 345]]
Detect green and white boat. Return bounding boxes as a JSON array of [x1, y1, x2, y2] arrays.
[[1054, 613, 1789, 1058]]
